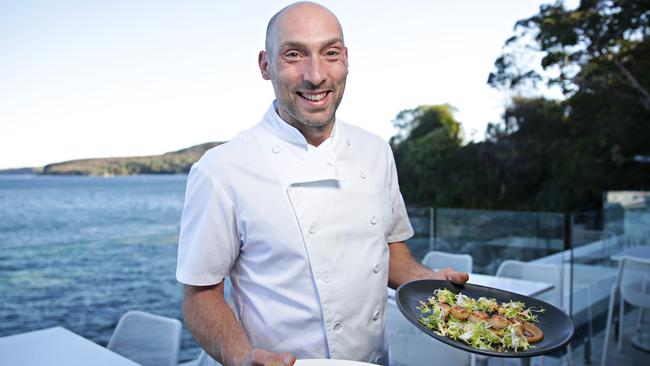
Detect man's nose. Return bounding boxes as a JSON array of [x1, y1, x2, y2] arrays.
[[303, 57, 326, 87]]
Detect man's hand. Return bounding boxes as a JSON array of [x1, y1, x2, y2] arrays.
[[240, 349, 296, 366], [184, 284, 297, 366], [430, 267, 469, 285], [388, 242, 470, 288]]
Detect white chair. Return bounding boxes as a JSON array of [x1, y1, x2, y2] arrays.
[[107, 310, 182, 366], [601, 257, 650, 366], [422, 250, 473, 273], [386, 298, 470, 366], [496, 260, 573, 366]]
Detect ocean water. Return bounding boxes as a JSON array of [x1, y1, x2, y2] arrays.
[[0, 174, 201, 361]]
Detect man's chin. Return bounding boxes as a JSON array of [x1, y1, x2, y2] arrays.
[[298, 108, 336, 127]]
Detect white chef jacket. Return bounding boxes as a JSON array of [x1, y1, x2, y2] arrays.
[[176, 102, 413, 364]]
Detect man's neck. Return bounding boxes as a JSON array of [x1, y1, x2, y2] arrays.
[[290, 122, 333, 147], [276, 107, 335, 147]]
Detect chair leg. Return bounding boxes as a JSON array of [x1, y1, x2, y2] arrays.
[[618, 296, 624, 351], [637, 309, 644, 331], [601, 285, 616, 366], [567, 343, 573, 366], [638, 275, 648, 330], [584, 285, 594, 338]]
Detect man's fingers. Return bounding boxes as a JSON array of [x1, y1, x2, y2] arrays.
[[248, 349, 296, 366], [449, 270, 469, 284], [273, 352, 296, 366], [266, 352, 296, 366], [438, 267, 469, 284]]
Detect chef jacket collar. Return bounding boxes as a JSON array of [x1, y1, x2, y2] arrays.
[[262, 101, 344, 184], [263, 101, 339, 149]]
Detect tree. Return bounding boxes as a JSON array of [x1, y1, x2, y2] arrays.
[[489, 0, 650, 111], [390, 105, 463, 205], [486, 0, 650, 210]]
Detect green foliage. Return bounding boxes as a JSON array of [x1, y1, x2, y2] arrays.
[[489, 0, 650, 108], [394, 1, 650, 212], [390, 105, 463, 206]]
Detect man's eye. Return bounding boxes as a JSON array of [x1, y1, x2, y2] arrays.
[[326, 50, 339, 57], [285, 52, 300, 58]]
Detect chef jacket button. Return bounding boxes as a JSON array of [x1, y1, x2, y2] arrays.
[[323, 273, 332, 283], [373, 263, 381, 273], [309, 226, 317, 235], [333, 321, 342, 331], [369, 215, 377, 225], [271, 145, 281, 153], [372, 310, 381, 321], [360, 170, 367, 179], [346, 138, 351, 147]]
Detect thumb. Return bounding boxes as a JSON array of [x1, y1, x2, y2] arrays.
[[449, 270, 469, 284], [272, 352, 296, 366], [250, 349, 296, 366]]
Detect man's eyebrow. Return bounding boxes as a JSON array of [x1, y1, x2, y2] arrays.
[[280, 38, 345, 51]]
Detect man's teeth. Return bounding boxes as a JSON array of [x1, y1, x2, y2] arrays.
[[301, 92, 327, 101]]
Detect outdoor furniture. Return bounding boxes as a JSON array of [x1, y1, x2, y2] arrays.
[[422, 250, 473, 273], [108, 310, 182, 366], [468, 272, 553, 296], [610, 245, 650, 261], [611, 245, 650, 331], [0, 326, 139, 366], [496, 260, 573, 366], [601, 257, 650, 365]]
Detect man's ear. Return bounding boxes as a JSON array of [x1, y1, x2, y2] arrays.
[[258, 51, 271, 80]]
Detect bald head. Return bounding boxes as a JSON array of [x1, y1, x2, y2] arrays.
[[264, 2, 344, 60]]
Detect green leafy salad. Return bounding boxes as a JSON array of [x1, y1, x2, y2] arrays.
[[417, 289, 546, 352]]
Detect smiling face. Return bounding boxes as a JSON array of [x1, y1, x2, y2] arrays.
[[259, 3, 348, 139]]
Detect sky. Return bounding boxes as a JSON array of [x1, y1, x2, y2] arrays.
[[0, 0, 577, 170]]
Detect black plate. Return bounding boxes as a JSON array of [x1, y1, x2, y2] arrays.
[[395, 280, 574, 358]]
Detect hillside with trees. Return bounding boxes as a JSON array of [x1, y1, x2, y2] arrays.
[[392, 0, 650, 212], [41, 142, 221, 176]]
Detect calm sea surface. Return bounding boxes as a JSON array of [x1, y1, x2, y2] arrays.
[[0, 174, 201, 361]]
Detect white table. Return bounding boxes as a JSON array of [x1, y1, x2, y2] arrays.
[[610, 245, 650, 261], [468, 273, 553, 296], [0, 326, 140, 366]]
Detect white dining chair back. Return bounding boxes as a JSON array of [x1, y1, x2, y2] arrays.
[[620, 256, 650, 307], [422, 251, 473, 273], [496, 260, 563, 309], [107, 310, 182, 366], [496, 260, 571, 366], [601, 257, 650, 365]]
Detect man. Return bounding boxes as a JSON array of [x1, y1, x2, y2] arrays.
[[176, 2, 468, 366]]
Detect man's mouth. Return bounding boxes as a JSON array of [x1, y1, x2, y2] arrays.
[[297, 91, 329, 102]]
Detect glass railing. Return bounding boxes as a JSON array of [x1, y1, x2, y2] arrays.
[[405, 207, 566, 274], [400, 204, 650, 365]]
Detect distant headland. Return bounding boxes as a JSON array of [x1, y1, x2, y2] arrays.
[[0, 142, 222, 176]]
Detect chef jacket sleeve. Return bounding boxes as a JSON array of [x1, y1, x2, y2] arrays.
[[386, 147, 414, 244], [176, 163, 240, 286]]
